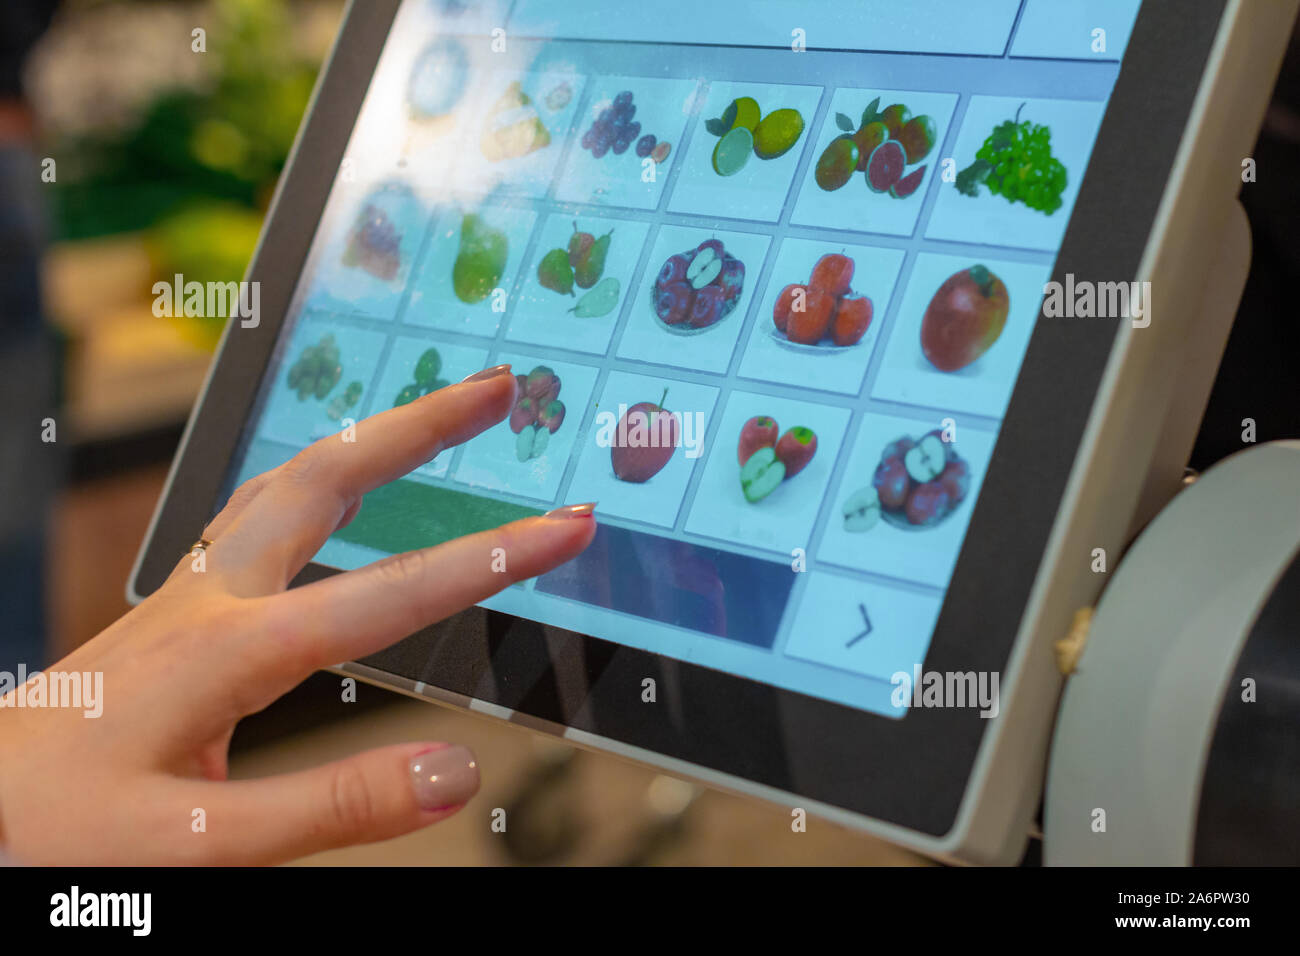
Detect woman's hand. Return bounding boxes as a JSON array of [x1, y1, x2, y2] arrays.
[[0, 365, 596, 864]]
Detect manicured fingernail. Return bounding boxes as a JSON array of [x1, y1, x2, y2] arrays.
[[409, 745, 480, 811], [544, 502, 597, 520], [461, 364, 512, 384]]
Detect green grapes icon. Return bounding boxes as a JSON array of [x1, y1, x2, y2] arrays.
[[956, 103, 1068, 215]]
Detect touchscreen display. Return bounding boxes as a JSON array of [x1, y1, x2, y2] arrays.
[[229, 0, 1142, 717]]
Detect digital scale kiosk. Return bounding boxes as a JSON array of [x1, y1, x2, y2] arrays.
[[131, 0, 1300, 864]]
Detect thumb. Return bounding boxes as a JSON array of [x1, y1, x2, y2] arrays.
[[187, 742, 479, 864]]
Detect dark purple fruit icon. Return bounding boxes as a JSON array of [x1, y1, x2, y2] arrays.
[[583, 91, 671, 163], [653, 280, 693, 325], [717, 256, 745, 302], [690, 285, 726, 328], [657, 253, 688, 286], [651, 239, 744, 332], [342, 204, 401, 280], [853, 431, 971, 531]]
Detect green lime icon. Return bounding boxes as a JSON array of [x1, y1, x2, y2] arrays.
[[712, 126, 753, 177]]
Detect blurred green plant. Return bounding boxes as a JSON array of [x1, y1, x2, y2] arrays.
[[51, 0, 320, 330]]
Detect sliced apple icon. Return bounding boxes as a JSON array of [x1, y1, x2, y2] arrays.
[[516, 424, 550, 462], [904, 433, 947, 483], [685, 246, 723, 289], [842, 485, 881, 533], [740, 446, 785, 503]]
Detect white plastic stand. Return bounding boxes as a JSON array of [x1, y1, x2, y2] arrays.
[[1045, 441, 1300, 865]]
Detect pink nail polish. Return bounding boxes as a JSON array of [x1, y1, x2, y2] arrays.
[[544, 502, 597, 520], [460, 364, 512, 384], [409, 745, 480, 811]]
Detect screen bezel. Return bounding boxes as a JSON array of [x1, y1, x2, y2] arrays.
[[131, 0, 1228, 838]]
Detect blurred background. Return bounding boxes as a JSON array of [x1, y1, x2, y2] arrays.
[[1, 0, 1296, 865]]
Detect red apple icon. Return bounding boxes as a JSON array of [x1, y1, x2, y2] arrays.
[[737, 415, 779, 465], [611, 388, 680, 483]]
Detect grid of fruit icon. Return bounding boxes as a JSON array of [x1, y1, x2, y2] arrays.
[[223, 0, 1154, 724], [449, 68, 587, 199], [816, 411, 996, 589], [736, 237, 905, 395], [302, 181, 427, 320], [506, 213, 652, 355], [452, 355, 600, 503], [925, 95, 1106, 251], [368, 338, 491, 478], [553, 77, 699, 210], [667, 80, 823, 223], [255, 317, 389, 449], [614, 225, 772, 374], [790, 87, 958, 237], [684, 390, 850, 555], [564, 371, 720, 530], [403, 203, 539, 337], [782, 569, 942, 684], [869, 253, 1052, 419]]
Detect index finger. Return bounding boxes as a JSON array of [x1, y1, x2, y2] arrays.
[[213, 364, 517, 595], [252, 505, 598, 684]]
